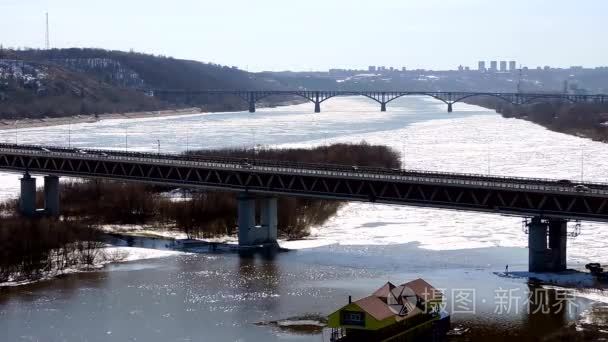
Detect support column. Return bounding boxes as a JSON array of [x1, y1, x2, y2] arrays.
[[548, 219, 567, 272], [237, 193, 256, 246], [44, 175, 60, 217], [528, 217, 548, 272], [19, 173, 36, 217], [260, 197, 278, 244], [380, 102, 387, 112], [248, 99, 256, 113], [447, 102, 453, 113], [314, 101, 321, 113]]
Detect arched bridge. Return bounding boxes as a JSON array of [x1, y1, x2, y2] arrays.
[[150, 90, 608, 113]]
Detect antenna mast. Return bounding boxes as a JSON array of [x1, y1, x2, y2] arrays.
[[45, 12, 50, 50]]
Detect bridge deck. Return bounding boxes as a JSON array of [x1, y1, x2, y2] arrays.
[[1, 144, 607, 221]]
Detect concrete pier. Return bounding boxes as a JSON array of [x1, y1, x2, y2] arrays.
[[237, 194, 278, 246], [19, 173, 37, 217], [548, 219, 567, 272], [380, 102, 387, 112], [447, 102, 453, 113], [314, 101, 321, 113], [44, 175, 60, 217], [527, 217, 568, 272], [260, 197, 278, 243], [248, 99, 256, 113], [528, 217, 548, 272], [237, 193, 256, 246]]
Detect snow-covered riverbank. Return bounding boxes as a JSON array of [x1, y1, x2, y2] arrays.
[[0, 245, 186, 288]]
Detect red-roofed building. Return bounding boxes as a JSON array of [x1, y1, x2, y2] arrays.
[[328, 279, 449, 341]]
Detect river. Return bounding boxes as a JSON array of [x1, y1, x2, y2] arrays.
[[1, 97, 608, 341]]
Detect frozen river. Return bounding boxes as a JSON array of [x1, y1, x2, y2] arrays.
[[2, 96, 607, 263], [2, 96, 608, 341]]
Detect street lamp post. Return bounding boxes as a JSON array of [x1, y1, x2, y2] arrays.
[[157, 139, 160, 155], [68, 118, 72, 148], [580, 142, 584, 182]]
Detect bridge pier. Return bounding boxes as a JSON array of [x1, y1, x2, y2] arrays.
[[528, 217, 568, 272], [548, 219, 567, 272], [380, 102, 387, 112], [314, 101, 321, 113], [44, 175, 60, 217], [248, 99, 256, 113], [528, 217, 548, 272], [19, 173, 36, 217], [260, 196, 278, 243], [447, 103, 453, 113], [237, 193, 278, 246]]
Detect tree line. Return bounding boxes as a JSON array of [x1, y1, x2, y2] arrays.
[[0, 143, 400, 284]]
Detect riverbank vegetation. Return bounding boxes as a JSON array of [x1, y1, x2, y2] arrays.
[[0, 218, 106, 284], [0, 143, 400, 284], [465, 97, 608, 142]]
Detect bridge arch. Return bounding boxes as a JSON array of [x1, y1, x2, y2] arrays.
[[161, 90, 593, 114], [253, 91, 316, 104], [383, 92, 450, 105]]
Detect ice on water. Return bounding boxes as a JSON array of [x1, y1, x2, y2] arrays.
[[2, 96, 607, 264]]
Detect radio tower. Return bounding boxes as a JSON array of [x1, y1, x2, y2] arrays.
[[45, 12, 50, 50]]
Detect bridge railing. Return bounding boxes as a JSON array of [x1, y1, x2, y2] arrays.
[[1, 144, 608, 196], [2, 142, 607, 188]]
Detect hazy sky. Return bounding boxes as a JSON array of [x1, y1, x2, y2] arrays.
[[1, 0, 606, 71]]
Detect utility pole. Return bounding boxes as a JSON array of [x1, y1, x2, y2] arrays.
[[580, 143, 584, 182], [45, 12, 50, 50], [487, 143, 491, 175], [68, 118, 71, 148], [157, 139, 160, 155]]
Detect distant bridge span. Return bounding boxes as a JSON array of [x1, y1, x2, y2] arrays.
[[150, 90, 608, 113]]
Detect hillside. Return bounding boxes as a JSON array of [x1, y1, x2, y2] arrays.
[[0, 48, 282, 119]]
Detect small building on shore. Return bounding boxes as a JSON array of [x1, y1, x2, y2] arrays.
[[328, 278, 449, 341]]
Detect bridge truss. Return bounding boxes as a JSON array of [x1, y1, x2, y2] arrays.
[[1, 144, 607, 222]]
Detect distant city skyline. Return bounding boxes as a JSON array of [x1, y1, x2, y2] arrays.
[[1, 0, 607, 72]]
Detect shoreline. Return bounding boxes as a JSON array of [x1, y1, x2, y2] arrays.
[[0, 98, 307, 132], [0, 244, 186, 288], [462, 99, 608, 143], [0, 107, 203, 131]]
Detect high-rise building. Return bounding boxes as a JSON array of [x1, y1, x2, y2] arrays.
[[509, 60, 517, 71], [368, 66, 376, 72], [490, 61, 498, 71], [500, 61, 507, 72], [478, 61, 486, 71]]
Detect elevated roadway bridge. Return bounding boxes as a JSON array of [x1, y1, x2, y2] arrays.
[[2, 143, 607, 272]]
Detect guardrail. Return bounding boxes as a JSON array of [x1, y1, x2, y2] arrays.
[[1, 143, 607, 196]]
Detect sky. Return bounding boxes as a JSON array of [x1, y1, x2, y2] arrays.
[[0, 0, 606, 72]]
